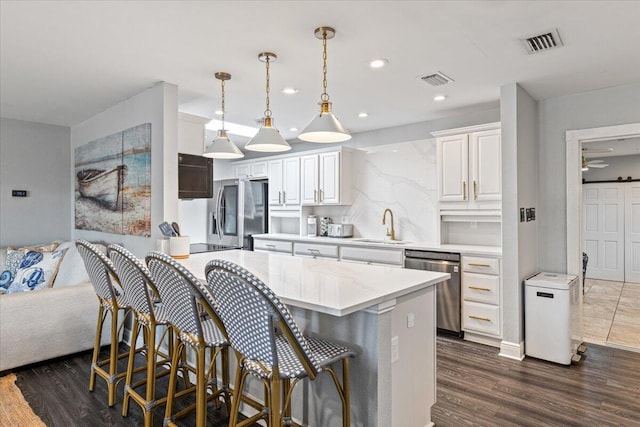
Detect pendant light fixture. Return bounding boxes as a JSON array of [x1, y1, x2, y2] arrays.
[[203, 72, 244, 159], [245, 52, 291, 152], [298, 27, 351, 143]]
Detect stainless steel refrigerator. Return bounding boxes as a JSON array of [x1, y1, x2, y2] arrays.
[[208, 178, 269, 250]]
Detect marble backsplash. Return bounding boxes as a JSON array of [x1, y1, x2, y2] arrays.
[[309, 138, 439, 243]]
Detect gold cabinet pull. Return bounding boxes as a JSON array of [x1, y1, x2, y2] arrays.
[[469, 315, 492, 322], [469, 286, 491, 292], [473, 180, 477, 200], [463, 181, 467, 200], [468, 262, 491, 268]]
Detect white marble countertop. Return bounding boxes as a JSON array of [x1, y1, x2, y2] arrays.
[[179, 250, 449, 317], [252, 233, 502, 257]]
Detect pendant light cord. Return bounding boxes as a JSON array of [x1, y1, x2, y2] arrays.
[[264, 55, 272, 118], [321, 30, 329, 102]]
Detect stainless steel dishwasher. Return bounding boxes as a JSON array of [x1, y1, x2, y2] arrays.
[[404, 250, 462, 337]]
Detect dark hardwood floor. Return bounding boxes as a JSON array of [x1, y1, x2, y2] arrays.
[[433, 337, 640, 426], [7, 338, 640, 426]]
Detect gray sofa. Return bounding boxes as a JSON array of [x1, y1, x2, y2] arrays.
[[0, 241, 110, 372]]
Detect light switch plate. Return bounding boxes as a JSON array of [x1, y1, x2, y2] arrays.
[[391, 336, 399, 363]]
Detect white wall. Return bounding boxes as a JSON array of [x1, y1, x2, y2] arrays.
[[500, 83, 539, 353], [538, 82, 640, 272], [71, 82, 178, 257], [582, 154, 640, 181], [0, 118, 71, 246]]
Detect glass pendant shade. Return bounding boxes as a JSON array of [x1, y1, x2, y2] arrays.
[[204, 129, 244, 159], [244, 52, 291, 153], [245, 117, 291, 152], [298, 101, 351, 143]]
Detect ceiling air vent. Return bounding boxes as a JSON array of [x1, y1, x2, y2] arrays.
[[521, 29, 563, 54], [420, 71, 454, 87]]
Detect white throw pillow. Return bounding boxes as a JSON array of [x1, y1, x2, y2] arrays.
[[54, 241, 107, 288]]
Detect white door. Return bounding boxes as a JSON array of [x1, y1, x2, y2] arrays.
[[469, 129, 501, 202], [319, 152, 340, 204], [300, 155, 318, 205], [583, 183, 625, 281], [282, 157, 300, 205], [267, 159, 283, 205], [626, 182, 640, 283], [437, 134, 469, 202]]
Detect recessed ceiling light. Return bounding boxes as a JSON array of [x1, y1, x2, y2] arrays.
[[281, 87, 299, 94], [434, 95, 447, 102], [214, 110, 224, 115], [289, 127, 298, 132], [369, 58, 389, 69], [358, 112, 369, 118]]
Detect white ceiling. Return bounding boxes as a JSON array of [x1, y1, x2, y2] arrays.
[[583, 137, 640, 158], [2, 1, 640, 143]]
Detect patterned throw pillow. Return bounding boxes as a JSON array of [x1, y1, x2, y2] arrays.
[[0, 248, 25, 294], [6, 248, 68, 293]]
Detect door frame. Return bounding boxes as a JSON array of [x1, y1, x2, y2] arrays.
[[566, 122, 640, 279]]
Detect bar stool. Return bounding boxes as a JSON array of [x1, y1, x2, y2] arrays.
[[205, 259, 356, 427], [107, 244, 174, 426], [145, 251, 231, 427], [76, 239, 132, 407]]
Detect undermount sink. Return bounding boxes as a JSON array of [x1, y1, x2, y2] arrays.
[[354, 238, 409, 245]]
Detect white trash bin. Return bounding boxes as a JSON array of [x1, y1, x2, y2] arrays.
[[525, 272, 582, 365]]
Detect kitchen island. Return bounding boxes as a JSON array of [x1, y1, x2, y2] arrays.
[[181, 250, 449, 427]]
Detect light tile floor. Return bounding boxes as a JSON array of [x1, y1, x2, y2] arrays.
[[583, 279, 640, 352]]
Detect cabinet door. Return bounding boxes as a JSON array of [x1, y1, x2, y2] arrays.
[[236, 164, 251, 179], [282, 157, 300, 205], [251, 161, 268, 178], [268, 160, 283, 205], [300, 155, 319, 205], [469, 130, 501, 202], [437, 134, 469, 202], [319, 152, 340, 204]]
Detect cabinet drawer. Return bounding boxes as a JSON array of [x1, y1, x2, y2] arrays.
[[294, 242, 339, 259], [340, 246, 403, 266], [462, 301, 500, 337], [462, 273, 499, 304], [462, 256, 499, 275], [253, 239, 292, 254]]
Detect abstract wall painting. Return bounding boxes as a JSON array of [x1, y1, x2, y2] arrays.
[[74, 123, 151, 236]]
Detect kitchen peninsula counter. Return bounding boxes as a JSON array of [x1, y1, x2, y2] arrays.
[[181, 250, 449, 427]]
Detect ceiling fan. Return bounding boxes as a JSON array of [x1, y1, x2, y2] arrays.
[[581, 147, 611, 171]]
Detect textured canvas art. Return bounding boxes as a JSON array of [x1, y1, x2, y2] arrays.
[[74, 123, 151, 236]]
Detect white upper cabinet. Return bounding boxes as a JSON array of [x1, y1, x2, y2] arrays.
[[236, 161, 268, 179], [438, 134, 469, 202], [470, 130, 502, 202], [434, 123, 501, 210], [301, 149, 352, 205], [268, 157, 300, 206]]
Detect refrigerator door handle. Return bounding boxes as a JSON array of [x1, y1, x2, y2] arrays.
[[215, 187, 223, 241]]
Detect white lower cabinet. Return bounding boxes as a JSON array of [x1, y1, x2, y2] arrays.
[[253, 239, 293, 254], [461, 255, 502, 342], [293, 242, 339, 259], [340, 246, 403, 267]]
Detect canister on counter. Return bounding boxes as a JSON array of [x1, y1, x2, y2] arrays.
[[319, 217, 332, 236]]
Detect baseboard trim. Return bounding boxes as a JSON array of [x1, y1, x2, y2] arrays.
[[499, 340, 525, 360], [463, 331, 501, 348]]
